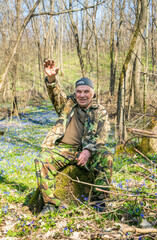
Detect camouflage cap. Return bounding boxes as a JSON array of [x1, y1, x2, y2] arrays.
[[75, 77, 94, 89]]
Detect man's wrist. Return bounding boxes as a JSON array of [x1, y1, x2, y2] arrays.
[[47, 75, 56, 83], [45, 77, 57, 88]]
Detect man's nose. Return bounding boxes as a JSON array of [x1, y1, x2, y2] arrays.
[[80, 92, 85, 97]]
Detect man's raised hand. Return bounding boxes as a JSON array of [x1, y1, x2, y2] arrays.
[[44, 59, 59, 83]]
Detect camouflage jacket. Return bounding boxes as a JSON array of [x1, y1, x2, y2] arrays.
[[42, 77, 110, 155]]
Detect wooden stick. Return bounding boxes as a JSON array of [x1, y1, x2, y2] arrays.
[[121, 227, 157, 234], [95, 188, 157, 200], [127, 127, 157, 138], [133, 147, 156, 166]]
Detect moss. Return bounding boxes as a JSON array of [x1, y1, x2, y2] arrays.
[[140, 137, 151, 154], [28, 165, 95, 213], [55, 165, 94, 204], [141, 109, 157, 154], [115, 144, 135, 156]]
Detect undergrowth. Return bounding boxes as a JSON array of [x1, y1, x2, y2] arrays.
[[0, 101, 156, 239]]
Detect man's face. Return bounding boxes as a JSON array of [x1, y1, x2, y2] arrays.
[[75, 85, 95, 109]]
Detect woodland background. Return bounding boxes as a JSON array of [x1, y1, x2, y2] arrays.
[[0, 0, 157, 239], [0, 0, 156, 132]]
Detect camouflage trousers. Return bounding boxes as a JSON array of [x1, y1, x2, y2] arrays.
[[34, 143, 113, 206]]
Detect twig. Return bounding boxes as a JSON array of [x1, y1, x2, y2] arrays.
[[133, 148, 156, 167], [150, 104, 157, 110], [132, 112, 157, 117], [69, 190, 109, 222], [95, 188, 157, 200], [121, 226, 157, 234], [32, 1, 106, 17], [56, 170, 111, 188], [130, 161, 156, 177], [127, 128, 157, 138], [135, 171, 156, 182], [57, 170, 156, 196]]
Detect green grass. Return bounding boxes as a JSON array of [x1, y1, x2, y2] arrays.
[[0, 101, 156, 239]]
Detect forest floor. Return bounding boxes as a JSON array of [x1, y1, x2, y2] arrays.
[[0, 100, 157, 240]]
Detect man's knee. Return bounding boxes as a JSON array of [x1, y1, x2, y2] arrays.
[[34, 151, 57, 177]]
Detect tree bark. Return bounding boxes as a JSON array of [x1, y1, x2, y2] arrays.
[[133, 41, 142, 109], [11, 0, 21, 116], [143, 0, 149, 116], [92, 6, 99, 102], [109, 0, 115, 96], [117, 0, 147, 141], [68, 0, 85, 77], [0, 0, 41, 93]]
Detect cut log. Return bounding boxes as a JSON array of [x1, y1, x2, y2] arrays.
[[128, 110, 157, 154], [28, 165, 94, 213]]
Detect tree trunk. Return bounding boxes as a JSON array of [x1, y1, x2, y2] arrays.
[[133, 41, 142, 109], [48, 0, 55, 59], [68, 0, 85, 77], [117, 0, 147, 141], [0, 0, 41, 93], [92, 7, 99, 102], [109, 0, 115, 96], [11, 0, 21, 116], [143, 0, 149, 116], [151, 0, 156, 85]]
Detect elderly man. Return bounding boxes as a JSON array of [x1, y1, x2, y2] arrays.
[[35, 59, 113, 214]]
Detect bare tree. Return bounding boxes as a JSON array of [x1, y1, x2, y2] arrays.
[[0, 0, 42, 93], [143, 0, 149, 116], [117, 0, 147, 141], [68, 0, 85, 77], [11, 0, 21, 116], [109, 0, 115, 96]]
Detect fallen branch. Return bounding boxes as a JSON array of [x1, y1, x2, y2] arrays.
[[121, 226, 157, 234], [127, 128, 157, 138], [132, 112, 157, 117], [56, 170, 111, 189], [150, 104, 157, 110], [95, 188, 157, 200], [133, 148, 156, 167], [32, 1, 106, 17], [57, 170, 156, 197]]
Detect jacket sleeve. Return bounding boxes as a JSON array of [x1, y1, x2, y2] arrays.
[[82, 107, 110, 155], [45, 77, 67, 116]]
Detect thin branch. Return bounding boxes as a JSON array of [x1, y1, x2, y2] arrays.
[[0, 0, 42, 92], [141, 71, 157, 77], [132, 113, 157, 117], [127, 128, 157, 138], [31, 1, 106, 17], [57, 170, 156, 197], [133, 148, 156, 167], [95, 188, 157, 200], [121, 226, 157, 234]]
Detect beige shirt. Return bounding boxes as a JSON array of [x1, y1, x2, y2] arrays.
[[60, 106, 86, 147]]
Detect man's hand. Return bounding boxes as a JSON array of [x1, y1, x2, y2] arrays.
[[44, 59, 59, 83], [76, 149, 91, 166]]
